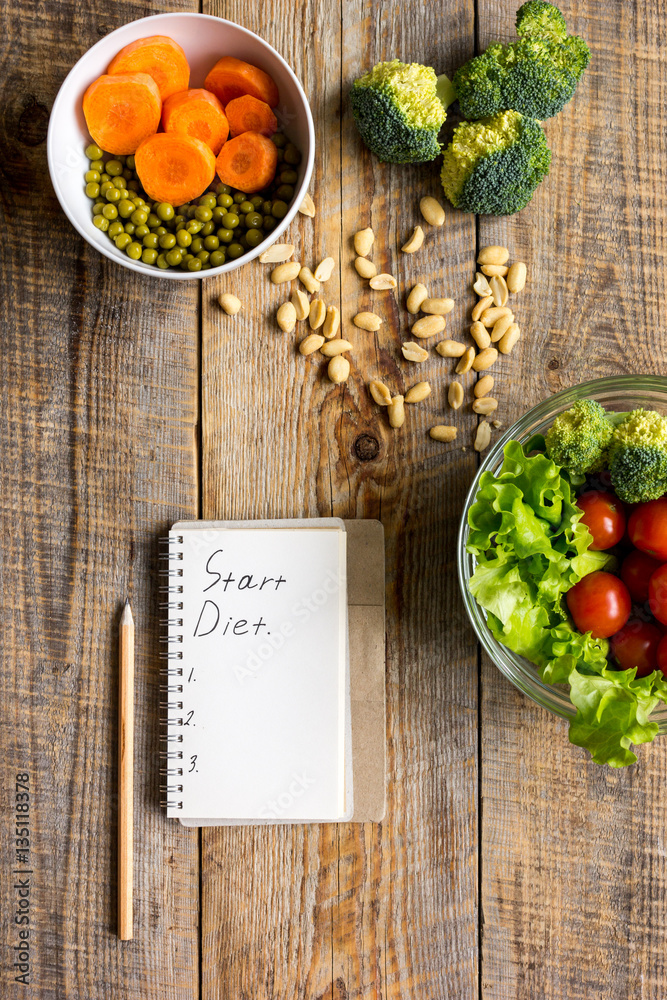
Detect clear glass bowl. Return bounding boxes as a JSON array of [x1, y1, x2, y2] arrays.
[[457, 374, 667, 730]]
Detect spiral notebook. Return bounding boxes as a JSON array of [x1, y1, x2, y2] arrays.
[[160, 518, 386, 825]]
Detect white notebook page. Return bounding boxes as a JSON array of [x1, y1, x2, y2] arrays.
[[167, 526, 347, 820]]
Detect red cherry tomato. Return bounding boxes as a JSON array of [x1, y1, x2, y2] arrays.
[[576, 490, 626, 550], [566, 571, 632, 638], [628, 498, 667, 561], [611, 621, 662, 676], [620, 550, 663, 603], [656, 634, 667, 677], [648, 563, 667, 626]]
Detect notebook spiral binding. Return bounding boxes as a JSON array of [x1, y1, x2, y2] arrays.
[[158, 534, 184, 811]]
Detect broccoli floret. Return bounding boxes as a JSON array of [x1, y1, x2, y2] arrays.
[[350, 60, 450, 163], [608, 409, 667, 503], [440, 110, 551, 216], [453, 2, 590, 121], [545, 400, 613, 477]]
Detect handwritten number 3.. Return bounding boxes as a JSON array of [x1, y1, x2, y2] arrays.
[[184, 710, 194, 726], [189, 755, 197, 773]]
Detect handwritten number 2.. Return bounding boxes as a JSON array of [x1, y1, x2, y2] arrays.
[[184, 710, 194, 726], [189, 755, 197, 773]]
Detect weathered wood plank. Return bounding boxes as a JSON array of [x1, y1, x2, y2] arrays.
[[0, 3, 200, 997], [201, 1, 479, 997], [477, 2, 667, 997]]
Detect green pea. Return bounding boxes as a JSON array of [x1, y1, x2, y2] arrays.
[[239, 200, 254, 214], [154, 226, 167, 235], [102, 203, 118, 220], [118, 189, 130, 200], [190, 237, 204, 254], [271, 133, 287, 148], [198, 194, 217, 209], [216, 183, 231, 195], [283, 144, 301, 165], [262, 200, 273, 215], [118, 199, 134, 219], [85, 170, 100, 184], [156, 202, 175, 222], [85, 182, 100, 198], [132, 196, 145, 206], [180, 253, 194, 269], [238, 234, 249, 249], [217, 193, 234, 209], [146, 213, 160, 229], [143, 233, 159, 249], [115, 232, 132, 250], [123, 169, 133, 181], [159, 232, 177, 249], [134, 224, 149, 239], [131, 208, 148, 225], [203, 235, 219, 251], [124, 222, 136, 235], [217, 228, 233, 243], [227, 242, 244, 259], [92, 203, 105, 216], [126, 155, 135, 170], [245, 211, 263, 229], [126, 242, 143, 260], [141, 248, 158, 264], [222, 212, 239, 229], [233, 192, 246, 204], [275, 148, 284, 163], [251, 195, 264, 208], [201, 221, 215, 236], [210, 249, 226, 267], [166, 248, 184, 266], [100, 182, 112, 196], [211, 207, 225, 224], [106, 187, 121, 203], [280, 169, 298, 185], [194, 206, 212, 223], [108, 220, 124, 238], [187, 257, 202, 271], [276, 184, 294, 201], [85, 143, 104, 160], [89, 159, 104, 173], [173, 214, 186, 227], [93, 215, 109, 232], [156, 253, 170, 269], [112, 176, 125, 190], [106, 159, 123, 176], [271, 200, 288, 219], [176, 230, 192, 248], [186, 220, 203, 234], [245, 228, 264, 248], [196, 250, 210, 264], [100, 173, 111, 183], [263, 215, 277, 230]]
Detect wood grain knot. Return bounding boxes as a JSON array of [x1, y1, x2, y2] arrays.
[[17, 96, 48, 147], [353, 433, 380, 462], [547, 357, 560, 370]]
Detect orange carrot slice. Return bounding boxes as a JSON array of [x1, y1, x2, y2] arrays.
[[82, 73, 161, 155], [108, 35, 190, 101], [162, 89, 229, 155], [215, 131, 278, 194], [135, 133, 216, 205], [204, 56, 279, 108], [225, 94, 277, 138]]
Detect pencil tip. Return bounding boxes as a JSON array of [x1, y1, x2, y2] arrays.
[[121, 600, 134, 625]]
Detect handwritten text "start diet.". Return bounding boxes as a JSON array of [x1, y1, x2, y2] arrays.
[[192, 548, 287, 639]]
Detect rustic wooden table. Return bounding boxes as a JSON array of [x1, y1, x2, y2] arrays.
[[2, 1, 665, 997]]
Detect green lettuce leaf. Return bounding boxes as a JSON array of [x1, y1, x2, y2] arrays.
[[467, 437, 667, 766]]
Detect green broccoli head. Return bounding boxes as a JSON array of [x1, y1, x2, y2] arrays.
[[516, 1, 567, 42], [608, 409, 667, 503], [545, 400, 613, 477], [350, 60, 448, 163], [440, 110, 551, 216], [452, 2, 590, 121]]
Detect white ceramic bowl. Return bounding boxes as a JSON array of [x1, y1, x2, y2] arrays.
[[47, 12, 315, 279]]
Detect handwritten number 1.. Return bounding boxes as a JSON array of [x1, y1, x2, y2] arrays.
[[189, 755, 197, 773]]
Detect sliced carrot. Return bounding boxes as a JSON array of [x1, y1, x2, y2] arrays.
[[162, 89, 229, 155], [135, 133, 216, 205], [215, 131, 278, 194], [107, 35, 190, 101], [225, 94, 277, 138], [204, 56, 279, 109], [82, 73, 161, 155]]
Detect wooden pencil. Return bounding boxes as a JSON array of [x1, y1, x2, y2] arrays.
[[119, 599, 134, 940]]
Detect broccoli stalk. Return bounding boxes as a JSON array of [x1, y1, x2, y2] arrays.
[[453, 1, 591, 121], [440, 110, 551, 216], [350, 60, 455, 164]]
